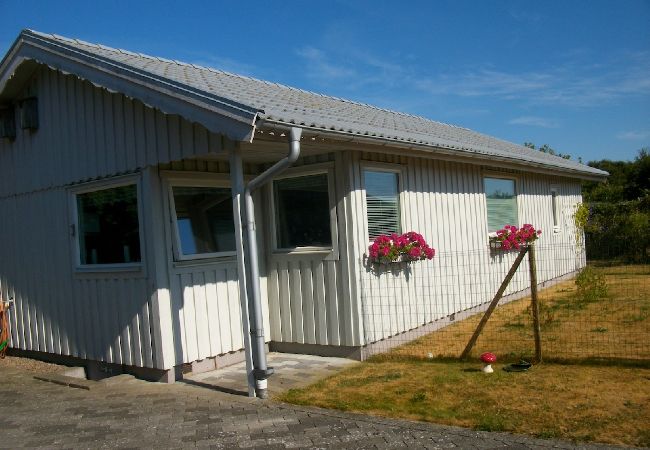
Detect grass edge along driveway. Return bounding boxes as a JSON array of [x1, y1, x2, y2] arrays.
[[279, 360, 650, 447]]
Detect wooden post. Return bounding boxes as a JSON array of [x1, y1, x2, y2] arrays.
[[460, 247, 529, 360], [528, 243, 542, 363]]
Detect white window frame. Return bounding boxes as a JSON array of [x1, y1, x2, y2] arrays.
[[550, 184, 561, 234], [269, 163, 339, 256], [162, 171, 237, 262], [69, 174, 144, 273], [361, 162, 406, 244], [483, 172, 520, 234]]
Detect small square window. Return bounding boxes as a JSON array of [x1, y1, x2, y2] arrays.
[[171, 186, 236, 257], [76, 184, 141, 265], [274, 173, 332, 249], [484, 177, 518, 232]]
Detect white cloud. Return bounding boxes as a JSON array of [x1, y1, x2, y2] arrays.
[[508, 116, 560, 128], [415, 70, 551, 98], [295, 46, 356, 81], [617, 130, 650, 140], [295, 44, 650, 110], [415, 57, 650, 107]]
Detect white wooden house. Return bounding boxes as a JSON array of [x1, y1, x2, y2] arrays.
[[0, 31, 607, 394]]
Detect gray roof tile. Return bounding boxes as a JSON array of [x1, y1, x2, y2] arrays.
[[22, 30, 606, 177]]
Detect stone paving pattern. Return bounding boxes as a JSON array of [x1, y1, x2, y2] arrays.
[[1, 363, 632, 449], [188, 353, 359, 396]]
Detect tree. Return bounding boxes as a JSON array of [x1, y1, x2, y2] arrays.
[[523, 142, 571, 159], [582, 148, 650, 263], [582, 148, 649, 203]]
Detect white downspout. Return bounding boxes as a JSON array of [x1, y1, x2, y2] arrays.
[[243, 126, 302, 398]]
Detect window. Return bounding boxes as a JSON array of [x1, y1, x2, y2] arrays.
[[76, 184, 141, 265], [484, 177, 518, 232], [550, 186, 560, 232], [274, 173, 332, 249], [170, 186, 236, 258], [364, 169, 401, 240]]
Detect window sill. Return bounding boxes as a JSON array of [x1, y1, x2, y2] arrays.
[[172, 254, 237, 269], [175, 251, 237, 262], [75, 263, 143, 273], [74, 263, 145, 279], [272, 247, 338, 261], [274, 247, 333, 254]]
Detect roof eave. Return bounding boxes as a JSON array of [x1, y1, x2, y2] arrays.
[[258, 120, 609, 182], [0, 30, 260, 143]]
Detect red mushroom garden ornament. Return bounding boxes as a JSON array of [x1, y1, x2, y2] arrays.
[[480, 352, 496, 373]]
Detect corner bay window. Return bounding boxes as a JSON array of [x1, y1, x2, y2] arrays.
[[171, 186, 236, 257], [484, 177, 518, 232], [76, 184, 141, 265], [274, 173, 332, 249], [364, 169, 401, 240]]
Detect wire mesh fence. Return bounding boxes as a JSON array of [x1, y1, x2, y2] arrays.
[[358, 242, 649, 363]]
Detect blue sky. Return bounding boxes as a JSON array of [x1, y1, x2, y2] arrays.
[[2, 0, 649, 162]]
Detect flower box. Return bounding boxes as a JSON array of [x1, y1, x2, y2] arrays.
[[490, 224, 542, 251], [367, 231, 435, 265]]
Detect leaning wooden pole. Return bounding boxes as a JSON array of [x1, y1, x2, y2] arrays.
[[528, 243, 542, 363], [460, 247, 529, 360]]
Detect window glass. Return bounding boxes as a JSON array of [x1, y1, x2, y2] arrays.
[[484, 177, 518, 232], [77, 184, 141, 265], [551, 190, 559, 227], [171, 186, 235, 256], [274, 174, 331, 248], [364, 170, 401, 240]]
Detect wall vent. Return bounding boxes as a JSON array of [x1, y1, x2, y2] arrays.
[[20, 97, 39, 130], [0, 107, 16, 140]]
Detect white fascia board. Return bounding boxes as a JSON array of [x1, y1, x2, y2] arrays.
[[0, 34, 259, 143], [258, 120, 609, 182]]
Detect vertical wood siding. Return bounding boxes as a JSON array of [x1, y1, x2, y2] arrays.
[[264, 152, 364, 347], [0, 65, 230, 199], [261, 149, 585, 349], [0, 65, 233, 369], [0, 190, 154, 367], [170, 265, 245, 364], [0, 63, 590, 365], [159, 160, 268, 365], [349, 152, 586, 344]]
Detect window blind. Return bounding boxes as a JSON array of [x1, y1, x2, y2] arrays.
[[364, 170, 400, 240], [484, 177, 518, 232]]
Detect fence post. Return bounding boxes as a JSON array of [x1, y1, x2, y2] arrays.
[[528, 243, 542, 363], [460, 246, 529, 360]]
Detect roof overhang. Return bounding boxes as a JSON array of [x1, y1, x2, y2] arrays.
[[258, 119, 609, 182], [0, 30, 260, 142]]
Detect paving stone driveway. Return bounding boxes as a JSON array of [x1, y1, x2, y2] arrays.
[[0, 365, 626, 449]]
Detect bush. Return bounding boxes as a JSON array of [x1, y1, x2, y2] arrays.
[[575, 266, 608, 303]]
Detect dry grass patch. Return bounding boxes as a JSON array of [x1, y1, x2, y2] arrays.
[[280, 361, 650, 447], [391, 264, 650, 362], [280, 266, 650, 447]]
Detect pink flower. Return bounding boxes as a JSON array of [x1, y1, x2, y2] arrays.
[[494, 224, 542, 250], [368, 232, 436, 264]]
